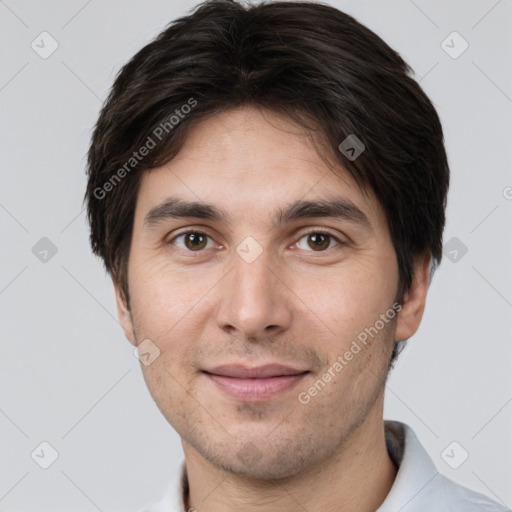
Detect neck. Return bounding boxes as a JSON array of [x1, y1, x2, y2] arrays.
[[182, 402, 397, 512]]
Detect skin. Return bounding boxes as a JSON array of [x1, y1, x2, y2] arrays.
[[114, 106, 431, 512]]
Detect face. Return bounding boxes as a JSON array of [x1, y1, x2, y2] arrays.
[[115, 106, 428, 480]]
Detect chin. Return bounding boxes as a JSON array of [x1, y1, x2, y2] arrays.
[[199, 437, 321, 482]]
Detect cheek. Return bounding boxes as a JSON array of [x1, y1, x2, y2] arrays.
[[128, 257, 214, 334], [291, 260, 397, 343]]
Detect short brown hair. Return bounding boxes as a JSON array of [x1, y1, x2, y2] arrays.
[[85, 0, 449, 315]]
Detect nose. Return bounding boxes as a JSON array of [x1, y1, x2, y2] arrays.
[[214, 250, 293, 342]]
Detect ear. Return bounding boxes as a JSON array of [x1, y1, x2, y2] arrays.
[[112, 276, 137, 346], [395, 253, 431, 342]]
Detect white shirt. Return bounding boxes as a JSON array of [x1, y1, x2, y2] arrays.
[[141, 420, 510, 511]]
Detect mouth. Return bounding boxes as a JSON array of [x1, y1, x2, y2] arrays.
[[202, 364, 310, 402]]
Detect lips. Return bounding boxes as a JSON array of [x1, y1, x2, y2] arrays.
[[204, 363, 308, 379], [203, 364, 309, 402]]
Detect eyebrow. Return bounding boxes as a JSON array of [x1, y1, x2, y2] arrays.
[[143, 196, 372, 231]]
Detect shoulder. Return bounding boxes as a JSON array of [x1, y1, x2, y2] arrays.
[[381, 421, 510, 512], [428, 472, 510, 511]]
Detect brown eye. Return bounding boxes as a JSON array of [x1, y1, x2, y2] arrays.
[[184, 232, 207, 251], [297, 232, 340, 252], [172, 231, 211, 251]]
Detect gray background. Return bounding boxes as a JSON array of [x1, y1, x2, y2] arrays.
[[1, 0, 511, 510]]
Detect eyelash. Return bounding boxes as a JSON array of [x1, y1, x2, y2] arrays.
[[168, 229, 344, 254]]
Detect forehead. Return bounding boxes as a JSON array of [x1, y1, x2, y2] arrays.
[[135, 106, 384, 229]]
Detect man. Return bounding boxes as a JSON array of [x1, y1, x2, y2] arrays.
[[84, 1, 509, 510]]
